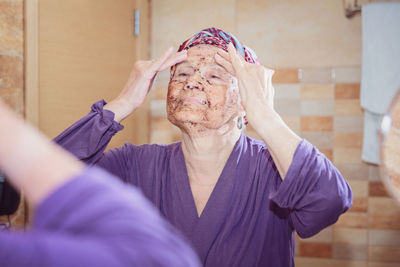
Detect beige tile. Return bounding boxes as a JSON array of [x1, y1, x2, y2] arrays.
[[0, 1, 24, 55], [333, 228, 367, 245], [368, 197, 400, 216], [272, 69, 299, 84], [295, 257, 367, 267], [151, 117, 172, 131], [152, 0, 235, 57], [275, 98, 301, 115], [320, 149, 333, 162], [332, 243, 367, 260], [335, 212, 368, 228], [334, 147, 362, 164], [299, 226, 333, 243], [334, 116, 363, 133], [335, 99, 363, 115], [274, 83, 301, 99], [333, 67, 361, 83], [300, 242, 332, 258], [336, 164, 369, 181], [335, 83, 360, 99], [152, 86, 168, 100], [150, 100, 167, 117], [369, 246, 400, 263], [334, 133, 363, 148], [300, 68, 333, 83], [0, 55, 23, 89], [301, 132, 333, 149], [281, 116, 301, 132], [369, 165, 382, 182], [301, 83, 334, 99], [236, 0, 361, 68], [347, 180, 368, 198], [301, 99, 334, 116], [369, 230, 400, 247], [301, 116, 333, 131]]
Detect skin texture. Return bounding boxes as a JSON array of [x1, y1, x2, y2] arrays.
[[166, 45, 243, 137]]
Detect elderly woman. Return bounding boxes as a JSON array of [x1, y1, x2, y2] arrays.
[[55, 28, 352, 267]]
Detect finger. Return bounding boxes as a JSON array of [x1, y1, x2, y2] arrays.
[[215, 54, 235, 76], [216, 49, 231, 62], [159, 50, 187, 71], [227, 42, 245, 74], [149, 46, 174, 72]]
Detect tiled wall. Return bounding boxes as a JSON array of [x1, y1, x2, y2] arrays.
[[150, 0, 400, 266], [0, 0, 25, 228]]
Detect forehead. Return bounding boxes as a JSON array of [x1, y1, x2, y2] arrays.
[[178, 45, 223, 67]]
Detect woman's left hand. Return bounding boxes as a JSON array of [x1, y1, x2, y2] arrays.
[[215, 42, 275, 125]]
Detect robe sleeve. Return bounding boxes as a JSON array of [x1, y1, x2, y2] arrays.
[[54, 100, 132, 182], [269, 139, 353, 238], [0, 167, 201, 267]]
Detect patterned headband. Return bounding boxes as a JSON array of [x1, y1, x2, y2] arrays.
[[178, 27, 259, 65]]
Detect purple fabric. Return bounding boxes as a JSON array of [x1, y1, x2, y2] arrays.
[[54, 100, 353, 267], [0, 167, 201, 267]]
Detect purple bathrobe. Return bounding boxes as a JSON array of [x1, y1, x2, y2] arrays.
[[54, 100, 352, 267], [0, 167, 201, 267]]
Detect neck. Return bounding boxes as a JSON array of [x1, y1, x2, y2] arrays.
[[181, 126, 241, 183]]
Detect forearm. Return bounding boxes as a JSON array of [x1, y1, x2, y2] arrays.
[[0, 102, 83, 207], [250, 105, 301, 179]]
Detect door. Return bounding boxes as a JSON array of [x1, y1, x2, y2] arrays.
[[34, 0, 149, 148]]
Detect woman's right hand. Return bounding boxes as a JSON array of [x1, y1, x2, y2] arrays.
[[105, 47, 187, 123]]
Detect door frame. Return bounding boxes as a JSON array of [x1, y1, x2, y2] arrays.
[[24, 0, 151, 143]]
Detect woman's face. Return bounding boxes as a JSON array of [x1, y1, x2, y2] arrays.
[[167, 45, 241, 134]]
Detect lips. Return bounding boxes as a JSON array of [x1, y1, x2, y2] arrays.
[[181, 97, 206, 105]]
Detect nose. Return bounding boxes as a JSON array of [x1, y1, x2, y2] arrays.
[[183, 75, 203, 91]]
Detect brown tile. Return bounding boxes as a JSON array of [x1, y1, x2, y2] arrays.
[[369, 182, 390, 197], [300, 242, 332, 258], [369, 246, 400, 263], [272, 69, 299, 84], [334, 133, 363, 148], [332, 243, 367, 260], [301, 116, 333, 131], [369, 165, 382, 182], [301, 132, 333, 149], [335, 99, 363, 115], [369, 230, 400, 247], [301, 84, 334, 99], [0, 1, 24, 54], [0, 87, 24, 113], [350, 198, 368, 212], [334, 115, 363, 133], [0, 55, 23, 89], [368, 262, 400, 267], [369, 215, 400, 230], [334, 148, 362, 164], [320, 149, 333, 161], [336, 164, 369, 181], [335, 83, 360, 99], [300, 68, 333, 83], [333, 228, 367, 245], [335, 212, 368, 228], [369, 197, 400, 216]]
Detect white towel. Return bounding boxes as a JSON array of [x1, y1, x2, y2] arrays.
[[361, 3, 400, 164]]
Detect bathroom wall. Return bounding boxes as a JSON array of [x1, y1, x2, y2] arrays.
[[150, 0, 400, 266], [0, 0, 25, 228]]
